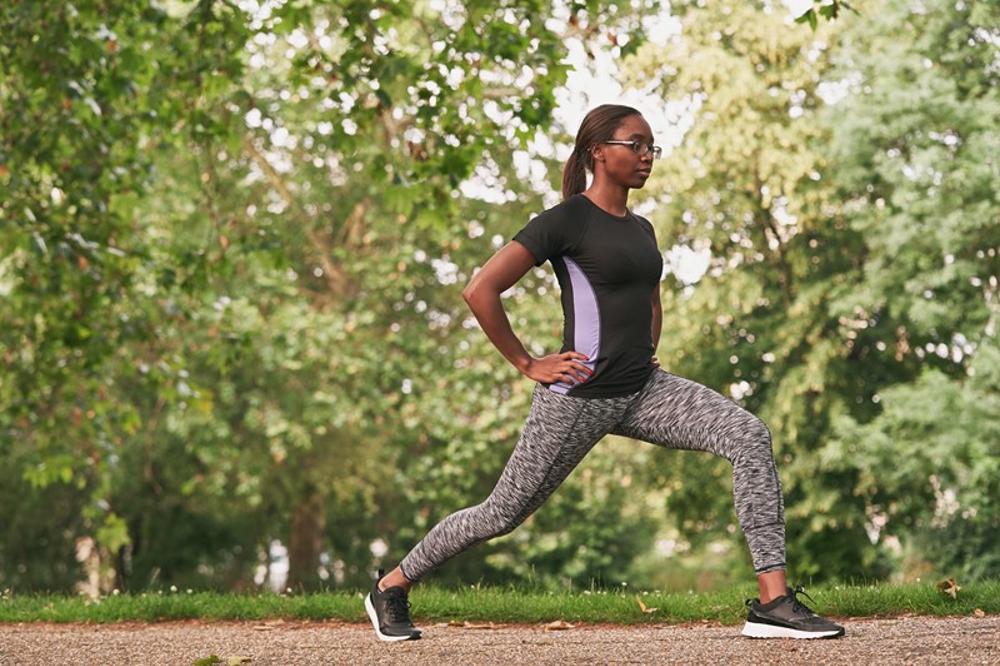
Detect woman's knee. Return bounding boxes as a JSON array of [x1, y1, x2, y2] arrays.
[[727, 415, 774, 463], [464, 501, 523, 542], [746, 416, 772, 447]]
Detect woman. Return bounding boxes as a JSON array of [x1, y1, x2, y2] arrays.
[[366, 104, 845, 641]]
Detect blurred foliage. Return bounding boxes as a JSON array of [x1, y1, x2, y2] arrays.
[[0, 0, 664, 592], [1, 0, 995, 594], [823, 0, 1000, 581], [624, 0, 878, 581], [621, 0, 999, 585]]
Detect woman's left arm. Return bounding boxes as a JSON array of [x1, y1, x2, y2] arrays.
[[651, 285, 662, 368]]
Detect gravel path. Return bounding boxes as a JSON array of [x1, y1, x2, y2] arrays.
[[1, 616, 998, 665]]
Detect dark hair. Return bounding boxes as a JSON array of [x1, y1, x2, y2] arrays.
[[561, 104, 643, 200]]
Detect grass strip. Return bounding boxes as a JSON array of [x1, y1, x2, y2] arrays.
[[1, 581, 997, 625]]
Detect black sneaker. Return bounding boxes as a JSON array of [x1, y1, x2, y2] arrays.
[[365, 570, 421, 642], [741, 586, 845, 639]]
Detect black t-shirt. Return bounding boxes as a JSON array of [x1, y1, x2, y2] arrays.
[[513, 194, 663, 398]]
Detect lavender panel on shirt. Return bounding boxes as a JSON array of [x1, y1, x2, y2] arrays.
[[549, 256, 600, 394]]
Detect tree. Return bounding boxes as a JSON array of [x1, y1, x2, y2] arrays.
[[620, 1, 880, 580], [823, 0, 1000, 580], [1, 0, 664, 591], [0, 0, 866, 592], [619, 0, 999, 583], [0, 0, 196, 589]]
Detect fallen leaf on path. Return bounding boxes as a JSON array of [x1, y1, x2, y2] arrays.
[[227, 658, 252, 666], [462, 621, 502, 630], [544, 620, 575, 631], [635, 595, 658, 614], [193, 656, 222, 666], [936, 578, 961, 599], [251, 619, 286, 631]]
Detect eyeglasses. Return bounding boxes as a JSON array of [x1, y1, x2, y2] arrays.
[[604, 140, 662, 159]]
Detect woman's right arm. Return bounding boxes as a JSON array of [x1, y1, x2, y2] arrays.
[[462, 241, 593, 385]]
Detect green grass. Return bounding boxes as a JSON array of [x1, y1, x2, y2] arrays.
[[1, 581, 997, 625]]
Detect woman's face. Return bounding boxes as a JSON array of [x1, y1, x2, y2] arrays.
[[593, 114, 656, 190]]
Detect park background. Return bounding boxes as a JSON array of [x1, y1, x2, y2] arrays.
[[1, 0, 997, 597]]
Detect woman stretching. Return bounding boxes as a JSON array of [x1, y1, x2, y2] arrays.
[[366, 104, 845, 641]]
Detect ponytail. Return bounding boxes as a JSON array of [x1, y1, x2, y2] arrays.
[[561, 147, 589, 200]]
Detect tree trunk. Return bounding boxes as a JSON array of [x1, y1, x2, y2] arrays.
[[286, 488, 325, 591]]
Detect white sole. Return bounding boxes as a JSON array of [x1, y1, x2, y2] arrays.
[[365, 592, 420, 642], [741, 621, 844, 639]]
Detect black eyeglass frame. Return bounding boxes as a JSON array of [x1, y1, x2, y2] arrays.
[[603, 140, 663, 159]]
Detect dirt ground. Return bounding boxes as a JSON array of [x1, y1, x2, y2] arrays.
[[1, 615, 998, 666]]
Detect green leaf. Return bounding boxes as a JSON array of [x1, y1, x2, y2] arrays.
[[193, 656, 222, 666]]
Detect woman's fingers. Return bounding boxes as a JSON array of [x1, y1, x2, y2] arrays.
[[570, 363, 593, 382], [560, 351, 593, 383], [525, 351, 593, 384]]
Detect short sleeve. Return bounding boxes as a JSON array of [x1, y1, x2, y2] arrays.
[[512, 202, 579, 267]]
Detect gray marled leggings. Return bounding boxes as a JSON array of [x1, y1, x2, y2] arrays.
[[399, 369, 786, 581]]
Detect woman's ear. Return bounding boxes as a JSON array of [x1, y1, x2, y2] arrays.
[[591, 144, 605, 163]]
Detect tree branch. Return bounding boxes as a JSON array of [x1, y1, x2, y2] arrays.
[[243, 137, 353, 298]]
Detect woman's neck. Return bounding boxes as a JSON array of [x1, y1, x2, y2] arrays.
[[582, 182, 630, 217]]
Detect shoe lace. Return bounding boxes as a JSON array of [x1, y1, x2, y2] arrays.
[[788, 585, 819, 617], [743, 585, 819, 617], [385, 593, 413, 624]]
